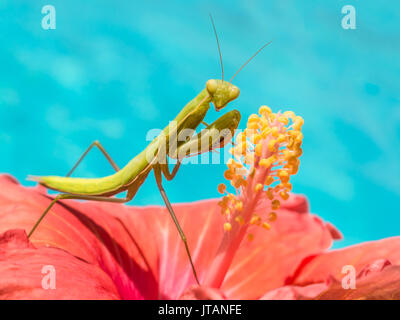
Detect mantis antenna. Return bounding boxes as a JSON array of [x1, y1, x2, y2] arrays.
[[229, 40, 273, 83], [209, 14, 224, 81]]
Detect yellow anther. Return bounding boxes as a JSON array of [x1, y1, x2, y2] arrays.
[[293, 116, 304, 131], [224, 222, 232, 232], [236, 132, 247, 143], [235, 215, 244, 226], [247, 233, 254, 241], [270, 127, 279, 137], [259, 155, 276, 168], [278, 116, 289, 125], [280, 191, 290, 200], [247, 122, 259, 130], [250, 133, 262, 144], [269, 113, 276, 122], [283, 182, 292, 191], [278, 170, 290, 183], [254, 183, 263, 192], [268, 212, 277, 222], [248, 114, 260, 123], [265, 175, 275, 186], [262, 222, 271, 230], [290, 165, 299, 175], [234, 142, 247, 155], [232, 177, 245, 188], [261, 127, 271, 138], [295, 132, 303, 143], [259, 105, 272, 115], [250, 214, 261, 225], [260, 118, 269, 128], [266, 188, 274, 200], [268, 139, 277, 151], [224, 170, 234, 180], [255, 143, 263, 156], [271, 199, 280, 210], [217, 183, 226, 194], [235, 201, 243, 211], [243, 154, 255, 165], [283, 111, 295, 119], [276, 134, 287, 143], [227, 158, 242, 170]]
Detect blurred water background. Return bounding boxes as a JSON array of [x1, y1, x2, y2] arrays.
[[0, 0, 399, 248]]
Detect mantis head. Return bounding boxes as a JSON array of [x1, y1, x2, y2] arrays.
[[206, 79, 240, 111]]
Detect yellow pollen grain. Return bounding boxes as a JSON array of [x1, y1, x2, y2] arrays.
[[247, 233, 254, 241], [224, 222, 232, 232]]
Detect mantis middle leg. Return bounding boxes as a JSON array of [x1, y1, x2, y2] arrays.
[[153, 163, 200, 284], [66, 140, 120, 177]]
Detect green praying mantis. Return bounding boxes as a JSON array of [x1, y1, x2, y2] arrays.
[[27, 16, 271, 284]]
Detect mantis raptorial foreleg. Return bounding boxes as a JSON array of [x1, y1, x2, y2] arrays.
[[66, 140, 120, 177], [153, 163, 199, 284]]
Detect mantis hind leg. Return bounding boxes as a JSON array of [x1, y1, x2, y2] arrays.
[[66, 140, 120, 177], [153, 164, 200, 284], [160, 161, 181, 181], [28, 193, 131, 238]]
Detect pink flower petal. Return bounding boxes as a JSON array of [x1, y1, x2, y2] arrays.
[[0, 229, 119, 299], [313, 265, 400, 300], [219, 197, 337, 299], [260, 282, 329, 300], [290, 237, 400, 286]]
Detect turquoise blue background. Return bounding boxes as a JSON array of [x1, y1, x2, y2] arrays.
[[0, 1, 399, 248]]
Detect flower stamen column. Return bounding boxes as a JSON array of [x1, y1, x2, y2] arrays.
[[204, 106, 304, 288]]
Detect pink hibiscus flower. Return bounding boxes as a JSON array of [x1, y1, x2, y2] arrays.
[[1, 107, 399, 300]]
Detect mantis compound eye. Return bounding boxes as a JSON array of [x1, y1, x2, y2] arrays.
[[229, 86, 240, 100], [206, 79, 218, 95]]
